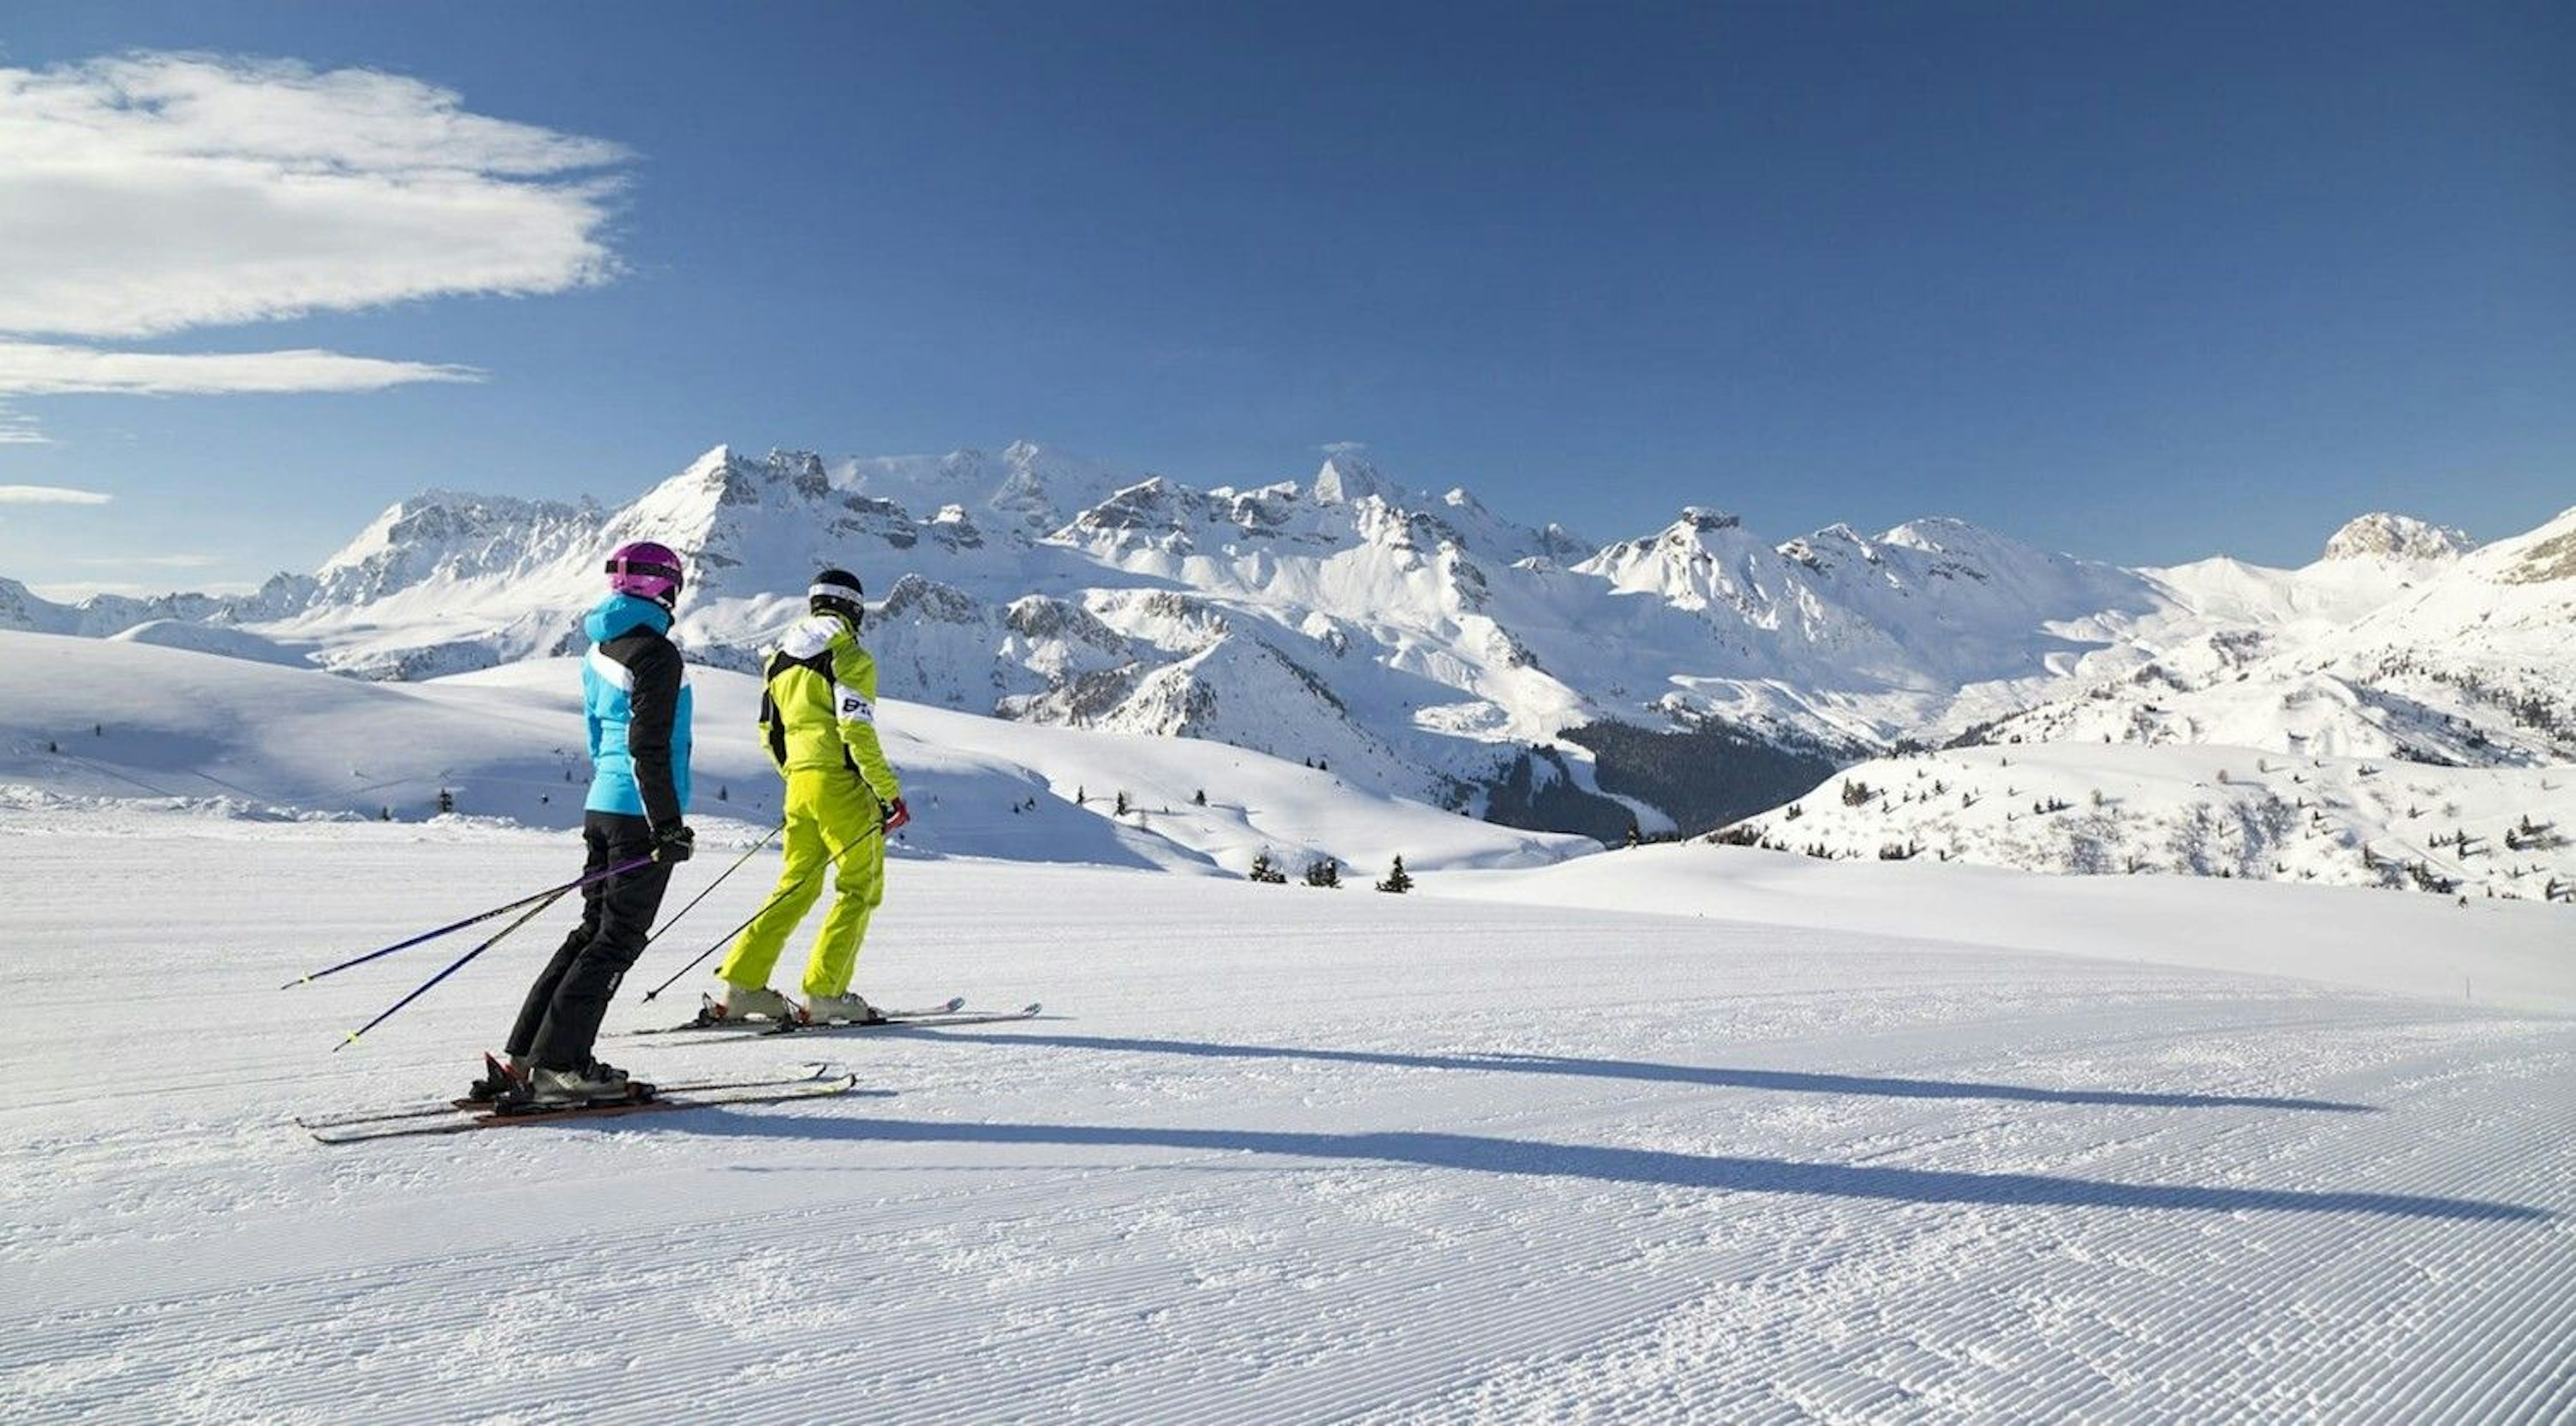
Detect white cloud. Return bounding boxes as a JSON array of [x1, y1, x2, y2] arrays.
[[0, 406, 47, 443], [0, 54, 628, 436], [74, 552, 217, 568], [30, 578, 265, 600], [0, 54, 629, 340], [0, 484, 115, 504], [0, 341, 479, 396]]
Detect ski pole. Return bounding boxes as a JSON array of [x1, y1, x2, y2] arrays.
[[282, 856, 655, 990], [332, 884, 572, 1052], [639, 821, 784, 954], [641, 820, 884, 1002]]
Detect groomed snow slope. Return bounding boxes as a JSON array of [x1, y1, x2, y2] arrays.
[[3, 809, 2569, 1423]]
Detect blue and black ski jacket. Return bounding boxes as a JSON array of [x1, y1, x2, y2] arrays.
[[582, 592, 693, 827]]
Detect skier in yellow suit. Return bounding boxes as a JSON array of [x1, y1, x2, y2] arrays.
[[711, 568, 910, 1025]]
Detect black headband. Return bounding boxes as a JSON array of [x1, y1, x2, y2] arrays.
[[606, 557, 684, 582]]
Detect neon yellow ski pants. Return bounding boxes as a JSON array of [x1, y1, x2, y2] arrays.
[[716, 767, 885, 999]]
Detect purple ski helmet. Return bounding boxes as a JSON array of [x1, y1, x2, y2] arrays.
[[604, 540, 684, 606]]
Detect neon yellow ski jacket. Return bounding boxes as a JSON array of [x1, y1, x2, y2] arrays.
[[757, 613, 901, 805]]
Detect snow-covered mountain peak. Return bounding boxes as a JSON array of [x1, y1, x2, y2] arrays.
[[315, 488, 605, 605], [0, 576, 66, 633], [1067, 477, 1191, 537], [1876, 516, 2057, 566], [1311, 451, 1396, 506], [837, 440, 1133, 540], [2491, 506, 2576, 587], [2321, 513, 2473, 565]]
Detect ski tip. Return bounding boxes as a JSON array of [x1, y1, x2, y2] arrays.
[[1020, 1003, 1043, 1015], [943, 996, 967, 1013]]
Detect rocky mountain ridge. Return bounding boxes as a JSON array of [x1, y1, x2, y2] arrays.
[[7, 440, 2563, 842]]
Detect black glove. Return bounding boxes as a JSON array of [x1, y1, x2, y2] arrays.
[[651, 822, 696, 864], [881, 797, 911, 832]]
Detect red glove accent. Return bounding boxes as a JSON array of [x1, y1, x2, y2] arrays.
[[883, 797, 910, 831]]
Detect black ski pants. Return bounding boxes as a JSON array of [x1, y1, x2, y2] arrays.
[[507, 810, 674, 1070]]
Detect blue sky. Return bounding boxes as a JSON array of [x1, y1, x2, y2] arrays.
[[0, 1, 2567, 595]]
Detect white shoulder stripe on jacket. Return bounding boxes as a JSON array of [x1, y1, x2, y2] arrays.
[[586, 644, 631, 691], [588, 642, 688, 690], [777, 614, 839, 660]]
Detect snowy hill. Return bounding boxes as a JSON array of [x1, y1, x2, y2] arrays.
[[1711, 742, 2576, 905], [1966, 507, 2573, 766], [0, 629, 1586, 878]]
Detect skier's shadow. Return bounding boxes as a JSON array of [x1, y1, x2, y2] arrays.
[[873, 1029, 2375, 1113], [672, 1113, 2546, 1221]]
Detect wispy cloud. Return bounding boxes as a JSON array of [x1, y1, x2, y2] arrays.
[[72, 552, 216, 568], [0, 342, 479, 396], [0, 405, 46, 443], [0, 53, 629, 432], [0, 483, 114, 505], [30, 578, 266, 600]]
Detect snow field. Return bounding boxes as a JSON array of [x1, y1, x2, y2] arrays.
[[3, 816, 2571, 1423], [0, 629, 1591, 882], [1723, 741, 2576, 905]]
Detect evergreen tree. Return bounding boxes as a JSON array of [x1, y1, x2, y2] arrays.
[[1376, 855, 1413, 893], [1248, 849, 1289, 884], [1115, 790, 1130, 815], [718, 784, 729, 802], [1303, 857, 1341, 888], [436, 788, 455, 815], [1193, 788, 1207, 806]]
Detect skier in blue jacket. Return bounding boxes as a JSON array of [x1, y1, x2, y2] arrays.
[[474, 540, 696, 1106]]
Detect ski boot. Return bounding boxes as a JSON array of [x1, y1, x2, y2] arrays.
[[800, 992, 885, 1027], [465, 1051, 529, 1103], [523, 1058, 653, 1108], [701, 982, 795, 1025]]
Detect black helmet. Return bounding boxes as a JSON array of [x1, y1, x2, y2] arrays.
[[809, 567, 865, 627]]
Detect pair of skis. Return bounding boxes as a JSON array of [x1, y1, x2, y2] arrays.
[[299, 1064, 861, 1144], [628, 995, 1044, 1038], [301, 995, 1043, 1143]]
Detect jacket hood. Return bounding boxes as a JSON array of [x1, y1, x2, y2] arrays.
[[586, 591, 674, 644]]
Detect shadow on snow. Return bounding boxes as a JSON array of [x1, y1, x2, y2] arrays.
[[679, 1113, 2544, 1221], [882, 1029, 2378, 1114]]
